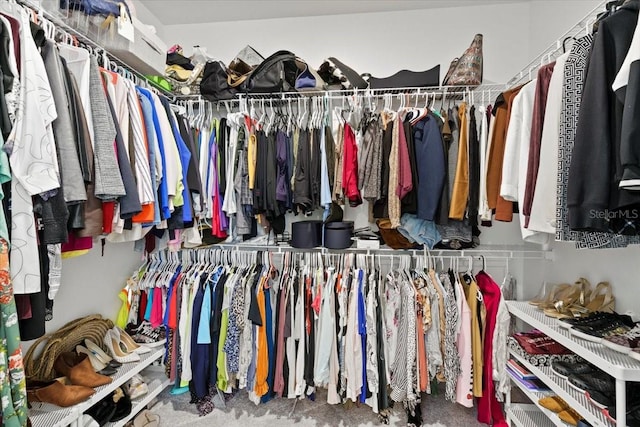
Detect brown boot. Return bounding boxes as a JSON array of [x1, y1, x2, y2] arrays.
[[54, 352, 113, 388], [27, 379, 95, 407]]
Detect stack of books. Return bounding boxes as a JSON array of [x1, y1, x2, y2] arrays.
[[507, 359, 550, 392]]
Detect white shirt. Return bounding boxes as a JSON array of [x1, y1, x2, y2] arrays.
[[500, 79, 549, 245], [529, 53, 569, 235], [150, 92, 182, 205], [222, 114, 241, 215], [58, 44, 94, 147], [9, 9, 59, 294], [492, 293, 511, 401], [479, 110, 494, 222]]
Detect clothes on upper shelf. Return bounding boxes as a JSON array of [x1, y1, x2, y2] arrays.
[[123, 249, 511, 425]]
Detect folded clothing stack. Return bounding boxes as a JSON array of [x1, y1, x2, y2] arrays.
[[508, 330, 583, 367]]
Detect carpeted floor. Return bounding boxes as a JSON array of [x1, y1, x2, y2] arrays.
[[149, 385, 486, 427]]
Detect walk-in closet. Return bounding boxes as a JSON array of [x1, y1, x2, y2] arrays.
[[0, 1, 638, 427]]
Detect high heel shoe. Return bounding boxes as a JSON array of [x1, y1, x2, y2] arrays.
[[567, 281, 615, 318], [85, 339, 122, 368], [104, 330, 140, 363], [112, 326, 151, 354], [531, 283, 571, 309], [76, 345, 117, 376], [584, 281, 614, 313], [53, 352, 112, 387], [543, 279, 592, 319]]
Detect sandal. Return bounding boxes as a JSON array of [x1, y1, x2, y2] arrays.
[[543, 279, 591, 319], [532, 283, 572, 309]]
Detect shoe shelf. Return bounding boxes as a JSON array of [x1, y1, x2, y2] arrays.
[[509, 349, 611, 427], [507, 403, 559, 427], [506, 301, 640, 381], [506, 368, 566, 427], [106, 366, 172, 427], [29, 347, 165, 427]]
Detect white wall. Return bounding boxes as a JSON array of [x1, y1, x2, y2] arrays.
[[528, 0, 603, 57], [543, 243, 640, 317], [165, 3, 532, 84]]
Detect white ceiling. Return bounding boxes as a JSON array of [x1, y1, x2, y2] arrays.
[[139, 0, 532, 26]]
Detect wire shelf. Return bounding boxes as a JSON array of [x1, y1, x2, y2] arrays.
[[508, 404, 563, 427], [17, 0, 174, 98], [509, 350, 612, 427]]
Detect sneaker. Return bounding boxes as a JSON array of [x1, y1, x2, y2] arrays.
[[570, 319, 632, 343], [603, 324, 640, 354], [568, 371, 614, 394], [560, 312, 635, 330], [551, 361, 595, 379], [132, 322, 166, 347], [559, 312, 619, 330]]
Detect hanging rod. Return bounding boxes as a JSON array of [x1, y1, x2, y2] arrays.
[[18, 0, 175, 99], [175, 83, 507, 102], [507, 0, 606, 87], [171, 243, 552, 260]]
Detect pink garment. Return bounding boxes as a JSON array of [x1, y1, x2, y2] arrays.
[[150, 286, 164, 328], [61, 234, 93, 253], [342, 124, 362, 206], [273, 281, 289, 397], [475, 271, 507, 426], [396, 118, 413, 199], [455, 280, 474, 408]]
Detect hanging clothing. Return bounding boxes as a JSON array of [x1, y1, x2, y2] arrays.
[[522, 61, 556, 228], [486, 86, 522, 222], [450, 103, 470, 220], [475, 271, 507, 427], [0, 239, 27, 427], [500, 80, 548, 245], [414, 114, 446, 221], [556, 35, 638, 248], [528, 53, 569, 235], [569, 0, 640, 233], [342, 123, 362, 207]]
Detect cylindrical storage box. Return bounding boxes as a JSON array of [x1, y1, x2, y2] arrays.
[[290, 220, 323, 248], [324, 221, 354, 249]]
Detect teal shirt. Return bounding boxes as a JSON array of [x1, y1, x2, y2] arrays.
[[0, 135, 11, 243]]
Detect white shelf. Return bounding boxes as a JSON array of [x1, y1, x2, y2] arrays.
[[507, 301, 640, 381], [509, 349, 611, 427], [29, 347, 165, 427], [106, 367, 172, 427], [506, 368, 566, 427], [508, 403, 564, 427]]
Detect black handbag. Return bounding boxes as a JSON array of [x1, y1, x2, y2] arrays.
[[244, 50, 302, 93], [199, 61, 248, 101]]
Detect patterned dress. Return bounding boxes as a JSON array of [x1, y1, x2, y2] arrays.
[[0, 238, 28, 427]]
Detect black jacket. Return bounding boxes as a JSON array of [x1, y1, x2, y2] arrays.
[[568, 0, 640, 232]]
